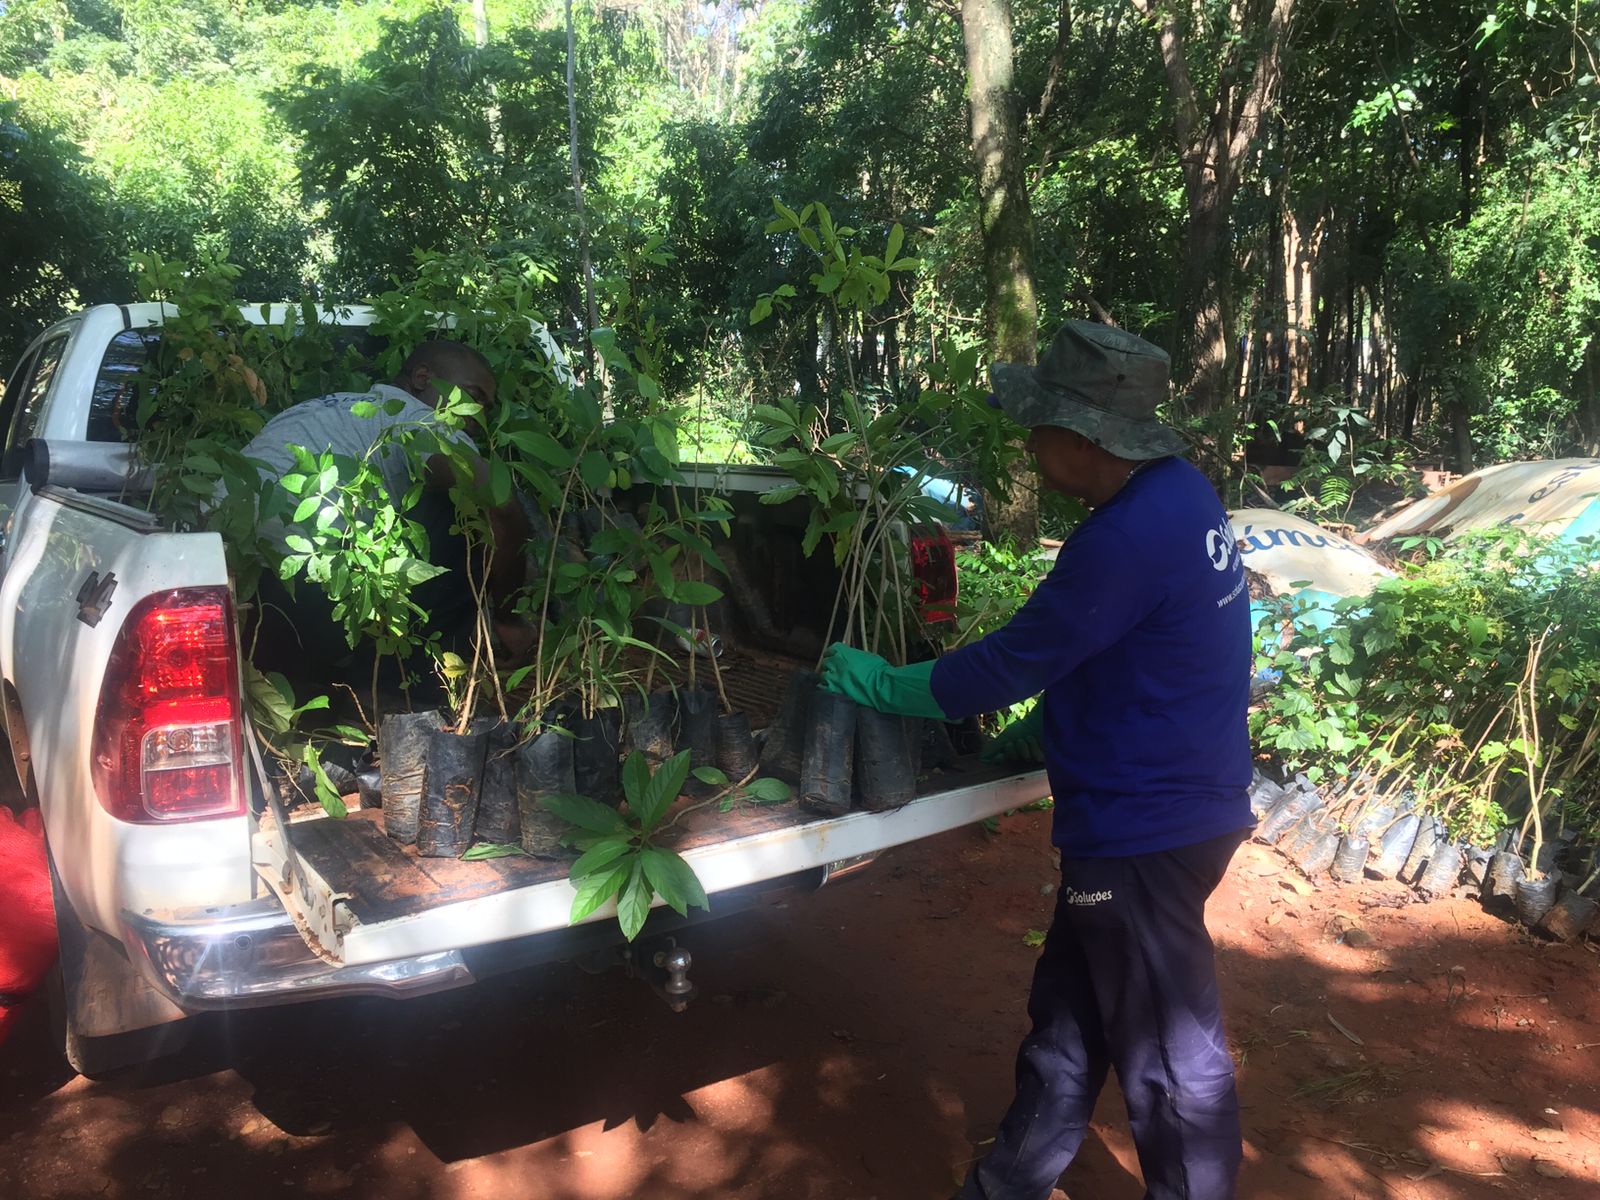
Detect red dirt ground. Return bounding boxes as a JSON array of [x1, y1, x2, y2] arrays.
[[2, 809, 1596, 1199]]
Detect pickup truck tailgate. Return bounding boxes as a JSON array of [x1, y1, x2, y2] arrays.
[[253, 765, 1049, 967]]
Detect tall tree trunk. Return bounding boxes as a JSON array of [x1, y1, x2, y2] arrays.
[[565, 0, 599, 382], [1446, 397, 1475, 472], [1131, 0, 1296, 416], [471, 0, 502, 156], [962, 0, 1039, 543]]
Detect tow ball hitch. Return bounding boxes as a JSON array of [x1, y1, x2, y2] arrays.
[[624, 937, 696, 1012]]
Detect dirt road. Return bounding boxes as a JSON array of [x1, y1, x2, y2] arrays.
[[2, 809, 1597, 1199]]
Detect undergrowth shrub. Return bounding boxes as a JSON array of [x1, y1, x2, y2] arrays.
[[1253, 528, 1600, 861]]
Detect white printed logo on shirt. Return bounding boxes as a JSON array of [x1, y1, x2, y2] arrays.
[[1205, 519, 1239, 572]]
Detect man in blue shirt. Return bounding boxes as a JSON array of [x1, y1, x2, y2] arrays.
[[821, 321, 1253, 1200]]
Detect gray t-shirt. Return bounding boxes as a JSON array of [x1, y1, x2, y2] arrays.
[[235, 383, 476, 551]]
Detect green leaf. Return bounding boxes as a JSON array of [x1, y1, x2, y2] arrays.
[[621, 750, 650, 809], [244, 665, 294, 735], [292, 495, 320, 523], [349, 401, 378, 418], [570, 836, 634, 878], [744, 777, 792, 804], [616, 860, 652, 941], [640, 847, 709, 918], [570, 859, 633, 923], [462, 842, 527, 861], [819, 432, 859, 455], [488, 457, 513, 507], [302, 744, 346, 819], [635, 749, 691, 831], [669, 579, 723, 606], [691, 766, 730, 787], [283, 534, 314, 554], [579, 450, 611, 491], [507, 431, 575, 470], [540, 793, 628, 834], [758, 484, 805, 506]]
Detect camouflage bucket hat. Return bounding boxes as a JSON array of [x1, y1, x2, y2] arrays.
[[989, 320, 1186, 461]]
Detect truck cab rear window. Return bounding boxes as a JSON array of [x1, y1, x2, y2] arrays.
[[89, 328, 159, 443]]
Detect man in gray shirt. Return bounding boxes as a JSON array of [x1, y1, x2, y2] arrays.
[[245, 340, 530, 677]]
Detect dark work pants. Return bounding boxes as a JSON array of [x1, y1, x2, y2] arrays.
[[959, 828, 1247, 1200]]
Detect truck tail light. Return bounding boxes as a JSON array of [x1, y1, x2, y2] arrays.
[[92, 586, 245, 823], [910, 525, 958, 624]]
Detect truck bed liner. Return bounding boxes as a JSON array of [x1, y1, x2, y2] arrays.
[[288, 758, 1003, 927]]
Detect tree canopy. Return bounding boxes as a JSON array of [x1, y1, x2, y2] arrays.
[[3, 0, 1597, 490]]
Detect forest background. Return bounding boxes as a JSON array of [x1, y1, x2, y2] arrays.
[[3, 0, 1599, 538]]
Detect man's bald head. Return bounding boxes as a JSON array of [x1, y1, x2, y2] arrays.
[[396, 340, 497, 410]]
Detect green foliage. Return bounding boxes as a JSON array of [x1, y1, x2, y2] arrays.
[[0, 98, 128, 365], [271, 436, 446, 660], [1275, 394, 1412, 523], [131, 252, 328, 597], [546, 749, 708, 942], [9, 0, 1600, 493], [949, 540, 1050, 648], [750, 201, 1009, 662], [541, 744, 793, 941], [1253, 529, 1600, 847], [279, 4, 574, 296]]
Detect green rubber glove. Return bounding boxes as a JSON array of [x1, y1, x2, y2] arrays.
[[982, 703, 1046, 765], [818, 643, 949, 720]]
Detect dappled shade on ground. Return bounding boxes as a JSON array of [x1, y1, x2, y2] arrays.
[[1, 812, 1595, 1198]]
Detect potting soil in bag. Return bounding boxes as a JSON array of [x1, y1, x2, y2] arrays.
[[1368, 812, 1420, 879], [1482, 850, 1524, 913], [1513, 874, 1559, 926], [1331, 834, 1370, 882], [517, 719, 577, 858], [1280, 811, 1324, 860], [1354, 802, 1396, 840], [918, 719, 958, 772], [1257, 790, 1320, 844], [1414, 842, 1464, 899], [1401, 816, 1444, 883], [715, 711, 760, 782], [473, 721, 521, 846], [355, 764, 382, 811], [676, 688, 719, 794], [418, 719, 492, 858], [760, 669, 819, 784], [573, 707, 623, 807], [1460, 845, 1493, 889], [800, 689, 857, 816], [624, 690, 677, 767], [1293, 827, 1340, 877], [856, 708, 916, 812], [1248, 772, 1286, 818], [380, 710, 440, 843], [1540, 892, 1598, 942]]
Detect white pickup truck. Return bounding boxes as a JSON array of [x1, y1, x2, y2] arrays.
[[1, 304, 1048, 1074]]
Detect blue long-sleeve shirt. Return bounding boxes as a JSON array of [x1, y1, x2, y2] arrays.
[[932, 456, 1252, 856]]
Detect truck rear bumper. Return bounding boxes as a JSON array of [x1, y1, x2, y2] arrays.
[[120, 898, 475, 1012]]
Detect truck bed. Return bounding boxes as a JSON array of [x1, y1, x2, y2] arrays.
[[285, 754, 1010, 929], [255, 632, 1049, 968]]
